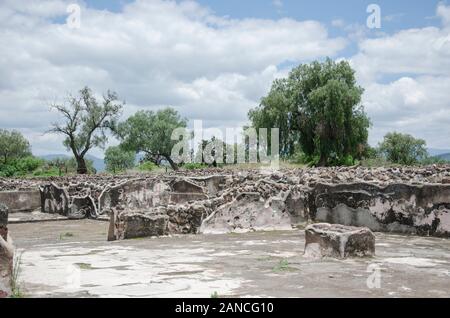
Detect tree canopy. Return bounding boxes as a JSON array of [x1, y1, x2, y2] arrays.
[[0, 129, 31, 164], [49, 86, 123, 174], [104, 146, 135, 173], [249, 58, 371, 166], [116, 108, 187, 170], [378, 132, 428, 165]]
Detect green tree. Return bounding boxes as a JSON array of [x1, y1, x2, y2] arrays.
[[0, 129, 31, 164], [116, 108, 187, 171], [249, 58, 371, 166], [379, 132, 428, 165], [249, 79, 298, 158], [104, 146, 135, 173], [49, 86, 123, 174]]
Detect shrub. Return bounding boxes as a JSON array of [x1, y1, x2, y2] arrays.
[[14, 156, 43, 172], [182, 163, 207, 170], [420, 156, 449, 165], [0, 156, 45, 177], [138, 161, 157, 171]]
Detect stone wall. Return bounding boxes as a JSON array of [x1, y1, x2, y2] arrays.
[[0, 203, 14, 298], [310, 182, 450, 237], [4, 166, 450, 240], [0, 190, 40, 212]]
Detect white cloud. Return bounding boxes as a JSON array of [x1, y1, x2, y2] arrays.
[[350, 3, 450, 148], [331, 19, 345, 28], [2, 0, 450, 155], [437, 1, 450, 26], [0, 0, 346, 155]]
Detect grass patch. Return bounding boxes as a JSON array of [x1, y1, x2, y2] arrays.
[[11, 252, 24, 298], [59, 232, 75, 240], [272, 259, 296, 272], [210, 291, 219, 298], [75, 263, 93, 270]]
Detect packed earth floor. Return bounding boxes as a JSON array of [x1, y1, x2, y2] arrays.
[[9, 219, 450, 298]]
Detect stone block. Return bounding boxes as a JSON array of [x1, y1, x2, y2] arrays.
[[108, 209, 169, 241], [304, 223, 375, 259]]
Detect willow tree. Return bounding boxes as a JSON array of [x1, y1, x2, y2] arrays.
[[249, 58, 371, 166], [50, 87, 123, 174]]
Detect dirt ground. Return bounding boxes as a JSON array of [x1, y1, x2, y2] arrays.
[[8, 220, 450, 298]]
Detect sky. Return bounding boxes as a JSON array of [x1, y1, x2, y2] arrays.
[[0, 0, 449, 158]]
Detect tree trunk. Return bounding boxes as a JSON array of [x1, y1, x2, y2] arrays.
[[76, 157, 88, 174], [165, 156, 179, 171], [318, 153, 328, 167]]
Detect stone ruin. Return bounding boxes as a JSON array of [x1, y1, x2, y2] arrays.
[[1, 165, 450, 244], [0, 203, 14, 298], [304, 223, 375, 259]]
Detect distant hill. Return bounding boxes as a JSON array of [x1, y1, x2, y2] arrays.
[[39, 154, 106, 173], [436, 153, 450, 161], [428, 148, 450, 157]]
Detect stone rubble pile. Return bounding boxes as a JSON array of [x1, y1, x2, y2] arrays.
[[3, 164, 450, 191]]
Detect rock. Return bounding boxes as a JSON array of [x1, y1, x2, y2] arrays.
[[69, 195, 97, 219], [40, 183, 69, 215], [171, 179, 204, 194], [304, 223, 375, 259], [0, 203, 7, 229], [0, 203, 13, 298], [199, 192, 292, 234], [442, 177, 450, 184], [108, 209, 169, 241]]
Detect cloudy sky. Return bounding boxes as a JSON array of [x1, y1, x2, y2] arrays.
[[1, 0, 449, 158]]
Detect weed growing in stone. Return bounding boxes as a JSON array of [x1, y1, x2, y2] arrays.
[[75, 263, 93, 270], [11, 252, 24, 298]]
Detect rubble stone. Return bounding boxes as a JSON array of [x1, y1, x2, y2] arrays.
[[200, 192, 292, 234], [304, 223, 375, 259], [108, 209, 169, 241]]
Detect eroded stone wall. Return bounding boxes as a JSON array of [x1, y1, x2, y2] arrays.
[[0, 191, 40, 212], [311, 182, 450, 237], [2, 165, 450, 240], [0, 203, 14, 298]]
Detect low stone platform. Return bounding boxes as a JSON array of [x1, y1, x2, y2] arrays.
[[304, 223, 375, 259]]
